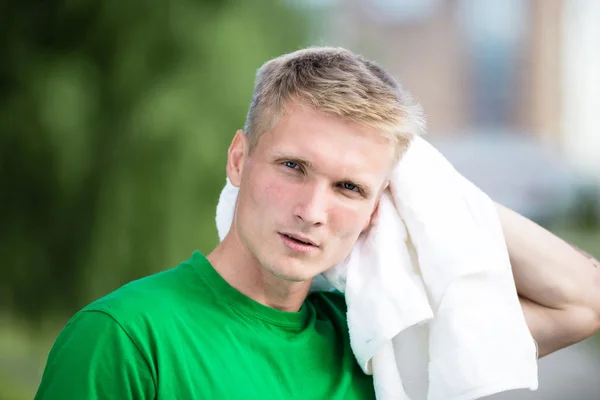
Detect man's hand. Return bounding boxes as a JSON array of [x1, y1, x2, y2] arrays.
[[496, 203, 600, 358]]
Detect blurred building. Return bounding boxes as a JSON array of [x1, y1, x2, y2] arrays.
[[320, 0, 600, 182]]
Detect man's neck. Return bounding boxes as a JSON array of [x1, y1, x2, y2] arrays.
[[206, 233, 311, 312]]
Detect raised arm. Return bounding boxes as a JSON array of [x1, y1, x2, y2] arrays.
[[496, 203, 600, 358]]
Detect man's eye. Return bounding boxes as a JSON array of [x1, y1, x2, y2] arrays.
[[284, 161, 300, 170], [341, 182, 359, 192]]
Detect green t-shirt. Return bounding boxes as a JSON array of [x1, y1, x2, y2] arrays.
[[35, 251, 375, 399]]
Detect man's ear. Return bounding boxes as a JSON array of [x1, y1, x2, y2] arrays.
[[226, 130, 248, 188]]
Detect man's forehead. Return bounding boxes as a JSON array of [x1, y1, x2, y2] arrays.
[[256, 102, 396, 172]]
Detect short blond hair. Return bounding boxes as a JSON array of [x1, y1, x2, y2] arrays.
[[244, 47, 425, 163]]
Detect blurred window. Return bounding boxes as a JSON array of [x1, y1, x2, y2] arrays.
[[458, 0, 527, 128]]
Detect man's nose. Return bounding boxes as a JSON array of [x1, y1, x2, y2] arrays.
[[293, 182, 329, 227]]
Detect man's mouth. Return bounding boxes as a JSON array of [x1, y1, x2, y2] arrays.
[[281, 233, 317, 247]]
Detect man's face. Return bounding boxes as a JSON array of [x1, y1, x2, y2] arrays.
[[228, 102, 394, 282]]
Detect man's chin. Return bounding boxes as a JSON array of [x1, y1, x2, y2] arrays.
[[265, 261, 319, 283]]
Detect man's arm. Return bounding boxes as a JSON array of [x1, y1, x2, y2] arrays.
[[496, 203, 600, 358]]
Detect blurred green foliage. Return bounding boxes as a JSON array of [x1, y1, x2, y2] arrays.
[[0, 0, 309, 323]]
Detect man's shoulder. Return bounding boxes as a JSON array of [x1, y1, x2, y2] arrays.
[[82, 258, 201, 325]]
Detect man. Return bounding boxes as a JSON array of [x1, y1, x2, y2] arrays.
[[35, 47, 600, 399]]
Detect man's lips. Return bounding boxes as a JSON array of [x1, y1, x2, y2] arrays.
[[280, 232, 318, 247], [279, 233, 319, 254]]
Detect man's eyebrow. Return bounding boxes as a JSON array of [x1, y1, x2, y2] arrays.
[[271, 152, 315, 170]]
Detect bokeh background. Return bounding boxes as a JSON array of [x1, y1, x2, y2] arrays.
[[1, 0, 599, 399]]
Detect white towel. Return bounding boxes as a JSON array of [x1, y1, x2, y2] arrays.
[[215, 137, 539, 400]]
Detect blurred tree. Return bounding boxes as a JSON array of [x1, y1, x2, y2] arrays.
[[0, 0, 308, 323]]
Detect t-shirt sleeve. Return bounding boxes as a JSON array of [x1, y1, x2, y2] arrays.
[[35, 310, 156, 400]]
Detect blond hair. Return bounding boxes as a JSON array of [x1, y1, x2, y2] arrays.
[[243, 46, 425, 163]]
